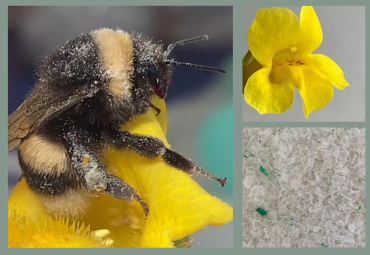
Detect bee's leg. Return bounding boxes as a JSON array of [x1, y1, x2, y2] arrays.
[[148, 101, 161, 116], [66, 139, 149, 216], [107, 129, 227, 187], [161, 148, 227, 187]]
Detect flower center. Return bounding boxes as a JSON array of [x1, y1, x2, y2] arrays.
[[270, 57, 306, 84]]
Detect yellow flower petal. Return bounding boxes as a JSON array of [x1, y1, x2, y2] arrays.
[[306, 54, 349, 90], [244, 68, 295, 114], [8, 195, 108, 248], [8, 96, 233, 248], [295, 6, 323, 55], [106, 96, 233, 248], [8, 177, 47, 219], [295, 67, 334, 118], [247, 7, 300, 67], [243, 51, 263, 93], [148, 96, 167, 135]]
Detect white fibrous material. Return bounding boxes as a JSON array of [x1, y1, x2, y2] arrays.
[[242, 128, 366, 248]]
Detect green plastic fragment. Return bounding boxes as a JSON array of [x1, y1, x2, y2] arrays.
[[259, 165, 271, 180], [289, 217, 294, 226], [244, 150, 255, 158], [322, 243, 324, 246], [256, 207, 268, 216], [359, 206, 362, 210]]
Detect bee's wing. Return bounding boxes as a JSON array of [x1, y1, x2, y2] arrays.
[[8, 83, 100, 153]]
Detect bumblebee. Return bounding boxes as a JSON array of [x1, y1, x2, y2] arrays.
[[8, 28, 226, 217]]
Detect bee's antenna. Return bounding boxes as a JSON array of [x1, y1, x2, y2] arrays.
[[165, 35, 226, 73], [166, 60, 226, 73], [166, 35, 209, 54]]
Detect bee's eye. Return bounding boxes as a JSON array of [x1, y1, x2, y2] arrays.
[[149, 65, 158, 75], [148, 65, 159, 83]]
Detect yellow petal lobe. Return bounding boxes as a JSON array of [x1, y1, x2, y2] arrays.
[[243, 50, 263, 92], [295, 67, 334, 118], [244, 68, 295, 114], [307, 54, 349, 90], [295, 6, 323, 55], [248, 7, 300, 67]]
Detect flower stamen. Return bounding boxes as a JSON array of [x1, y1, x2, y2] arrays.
[[93, 229, 114, 247], [102, 238, 114, 247], [122, 208, 140, 230], [93, 229, 111, 239]]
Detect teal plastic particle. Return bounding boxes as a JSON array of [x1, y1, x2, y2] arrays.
[[259, 165, 271, 180], [256, 207, 268, 216]]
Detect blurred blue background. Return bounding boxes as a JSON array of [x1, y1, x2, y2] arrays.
[[8, 6, 233, 247]]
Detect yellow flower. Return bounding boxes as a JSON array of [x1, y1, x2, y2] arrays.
[[8, 96, 233, 248], [244, 6, 349, 118]]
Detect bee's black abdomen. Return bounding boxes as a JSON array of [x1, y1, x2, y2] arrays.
[[18, 131, 82, 197], [18, 152, 80, 196], [18, 132, 90, 217]]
